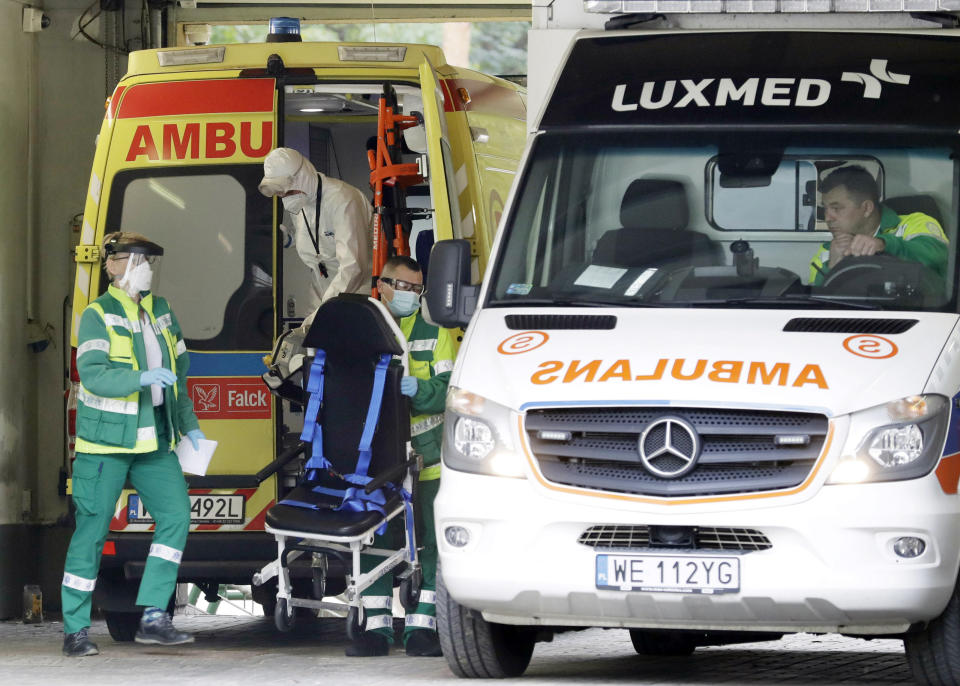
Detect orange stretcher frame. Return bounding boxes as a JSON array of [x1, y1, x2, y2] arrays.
[[367, 85, 424, 297]]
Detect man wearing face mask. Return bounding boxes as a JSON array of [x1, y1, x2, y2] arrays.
[[62, 232, 204, 657], [345, 256, 454, 658], [259, 147, 373, 323]]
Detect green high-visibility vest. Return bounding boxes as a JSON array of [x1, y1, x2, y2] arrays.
[[75, 284, 198, 454]]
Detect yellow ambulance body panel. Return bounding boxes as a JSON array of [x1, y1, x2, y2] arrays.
[[68, 37, 525, 607]]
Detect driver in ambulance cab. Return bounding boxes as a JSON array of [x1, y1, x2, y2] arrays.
[[809, 165, 949, 285], [259, 147, 373, 325]]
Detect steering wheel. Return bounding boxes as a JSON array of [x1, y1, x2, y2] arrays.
[[818, 254, 938, 302]]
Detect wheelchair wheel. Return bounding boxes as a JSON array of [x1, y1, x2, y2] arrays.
[[399, 570, 422, 612], [312, 568, 326, 599], [274, 597, 296, 633], [346, 605, 366, 642]]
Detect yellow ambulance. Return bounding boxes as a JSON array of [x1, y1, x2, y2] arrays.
[[67, 21, 525, 639]]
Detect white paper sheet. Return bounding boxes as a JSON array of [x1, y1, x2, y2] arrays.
[[573, 265, 627, 289], [175, 438, 218, 476]]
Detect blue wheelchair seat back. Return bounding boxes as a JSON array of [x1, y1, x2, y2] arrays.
[[265, 294, 410, 538]]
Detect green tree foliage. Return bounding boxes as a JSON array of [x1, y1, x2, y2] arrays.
[[208, 21, 529, 75], [469, 22, 527, 76]]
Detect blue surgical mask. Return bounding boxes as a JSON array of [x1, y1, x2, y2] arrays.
[[387, 290, 420, 318]]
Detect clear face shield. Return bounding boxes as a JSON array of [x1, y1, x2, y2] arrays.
[[105, 239, 164, 298]]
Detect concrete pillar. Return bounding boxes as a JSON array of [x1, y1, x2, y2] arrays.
[[0, 0, 40, 620], [0, 0, 121, 618]]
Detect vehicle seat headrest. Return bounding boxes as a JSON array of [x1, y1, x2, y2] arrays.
[[884, 195, 944, 227], [620, 179, 689, 230], [303, 293, 404, 358]]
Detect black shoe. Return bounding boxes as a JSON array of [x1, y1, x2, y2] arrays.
[[345, 632, 390, 657], [405, 629, 442, 657], [134, 612, 195, 646], [63, 628, 99, 657]]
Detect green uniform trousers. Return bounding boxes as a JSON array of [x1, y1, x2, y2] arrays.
[[362, 478, 439, 644], [62, 414, 190, 634]]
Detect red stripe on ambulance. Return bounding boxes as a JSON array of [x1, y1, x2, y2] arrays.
[[116, 78, 274, 118]]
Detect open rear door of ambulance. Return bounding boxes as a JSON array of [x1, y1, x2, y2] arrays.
[[419, 59, 461, 243], [98, 75, 280, 565]]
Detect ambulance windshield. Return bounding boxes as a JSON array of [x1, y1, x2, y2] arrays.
[[490, 131, 958, 312]]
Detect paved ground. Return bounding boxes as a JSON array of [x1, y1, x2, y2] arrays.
[[0, 614, 914, 685]]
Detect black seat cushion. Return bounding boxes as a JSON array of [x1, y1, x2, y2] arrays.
[[593, 178, 722, 268], [266, 482, 402, 537]]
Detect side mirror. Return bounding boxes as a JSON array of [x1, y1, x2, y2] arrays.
[[423, 239, 478, 329]]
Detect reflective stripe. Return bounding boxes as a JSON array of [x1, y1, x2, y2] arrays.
[[77, 339, 110, 359], [62, 572, 96, 592], [364, 596, 393, 610], [409, 339, 437, 352], [149, 543, 183, 564], [102, 313, 141, 333], [137, 426, 157, 442], [405, 614, 436, 630], [433, 360, 454, 374], [418, 590, 436, 605], [411, 414, 443, 437], [78, 387, 138, 415], [365, 614, 393, 631], [155, 313, 173, 331], [419, 464, 441, 481], [175, 339, 187, 356]]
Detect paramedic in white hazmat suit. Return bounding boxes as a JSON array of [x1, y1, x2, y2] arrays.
[[259, 147, 373, 325]]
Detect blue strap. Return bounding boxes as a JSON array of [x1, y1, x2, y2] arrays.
[[400, 488, 415, 562], [299, 351, 331, 476], [282, 350, 401, 535], [310, 485, 345, 498], [337, 486, 390, 534], [278, 498, 323, 510], [350, 353, 392, 481]]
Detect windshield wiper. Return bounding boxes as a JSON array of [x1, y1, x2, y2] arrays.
[[679, 295, 882, 310], [488, 297, 672, 308]]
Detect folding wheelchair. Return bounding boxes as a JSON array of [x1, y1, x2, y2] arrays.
[[253, 294, 422, 637]]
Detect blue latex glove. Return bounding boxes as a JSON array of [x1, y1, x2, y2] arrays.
[[400, 376, 419, 397], [186, 429, 205, 451], [140, 368, 176, 388]]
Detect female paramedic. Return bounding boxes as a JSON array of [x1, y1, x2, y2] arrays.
[[61, 231, 204, 657]]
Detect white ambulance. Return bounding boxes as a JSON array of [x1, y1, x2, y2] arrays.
[[424, 2, 960, 681]]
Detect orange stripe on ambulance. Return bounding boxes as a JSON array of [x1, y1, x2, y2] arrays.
[[125, 121, 273, 162], [530, 358, 828, 389]]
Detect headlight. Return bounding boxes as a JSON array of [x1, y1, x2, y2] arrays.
[[828, 394, 949, 484], [443, 387, 526, 478], [453, 417, 495, 460]]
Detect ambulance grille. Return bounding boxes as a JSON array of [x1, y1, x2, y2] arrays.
[[578, 525, 772, 552], [525, 407, 828, 498]]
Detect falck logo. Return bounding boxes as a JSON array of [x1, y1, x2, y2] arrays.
[[192, 384, 219, 412], [610, 58, 910, 112], [841, 58, 910, 99], [638, 416, 700, 479]]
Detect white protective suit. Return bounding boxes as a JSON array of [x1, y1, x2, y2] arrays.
[[260, 148, 373, 319]]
